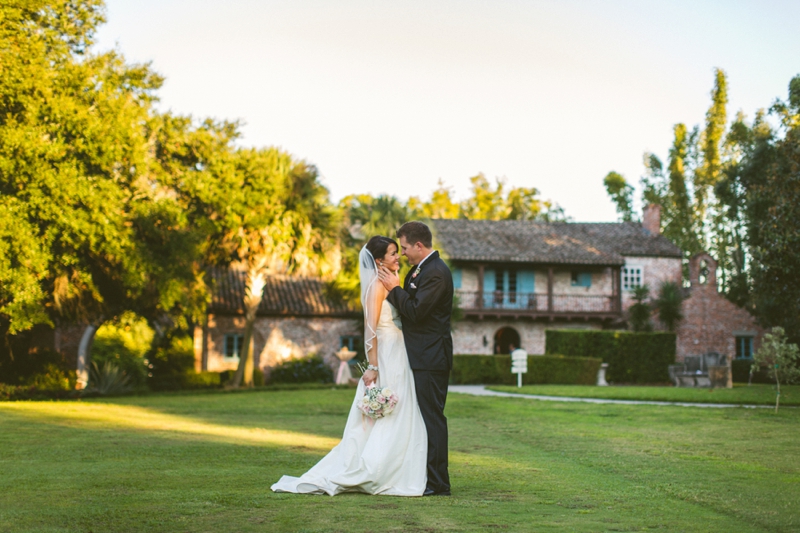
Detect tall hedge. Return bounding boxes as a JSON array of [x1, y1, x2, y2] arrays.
[[451, 355, 601, 385], [545, 330, 675, 383]]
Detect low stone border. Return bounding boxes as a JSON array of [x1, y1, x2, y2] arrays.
[[449, 385, 777, 409]]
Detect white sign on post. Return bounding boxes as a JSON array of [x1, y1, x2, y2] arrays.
[[510, 348, 528, 388]]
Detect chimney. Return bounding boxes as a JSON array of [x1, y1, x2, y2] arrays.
[[643, 204, 661, 235]]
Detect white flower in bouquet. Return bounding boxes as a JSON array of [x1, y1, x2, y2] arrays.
[[358, 384, 400, 420]]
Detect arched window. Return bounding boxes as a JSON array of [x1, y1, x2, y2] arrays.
[[493, 327, 521, 355], [699, 260, 709, 285]]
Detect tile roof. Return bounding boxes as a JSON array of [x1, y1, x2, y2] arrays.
[[208, 267, 358, 317], [431, 219, 682, 266]]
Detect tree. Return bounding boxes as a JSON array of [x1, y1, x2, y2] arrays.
[[741, 76, 800, 342], [0, 1, 208, 376], [751, 327, 800, 413], [653, 281, 685, 332], [696, 68, 729, 231], [628, 285, 653, 332], [603, 171, 634, 222], [218, 150, 339, 388], [331, 194, 415, 307]]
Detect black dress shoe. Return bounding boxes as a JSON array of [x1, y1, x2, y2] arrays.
[[423, 488, 451, 496], [423, 488, 436, 496]]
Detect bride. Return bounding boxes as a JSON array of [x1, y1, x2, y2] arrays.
[[271, 236, 428, 496]]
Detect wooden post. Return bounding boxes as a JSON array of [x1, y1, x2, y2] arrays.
[[547, 267, 554, 313], [477, 264, 485, 310]]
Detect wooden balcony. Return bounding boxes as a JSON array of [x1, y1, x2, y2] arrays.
[[455, 290, 622, 321]]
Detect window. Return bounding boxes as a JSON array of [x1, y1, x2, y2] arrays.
[[735, 336, 754, 359], [452, 268, 462, 289], [571, 272, 592, 287], [622, 266, 643, 291], [224, 333, 244, 361]]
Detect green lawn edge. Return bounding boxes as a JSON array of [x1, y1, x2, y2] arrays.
[[486, 383, 800, 406]]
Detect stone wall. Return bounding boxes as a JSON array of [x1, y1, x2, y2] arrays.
[[200, 314, 361, 372], [452, 318, 602, 355]]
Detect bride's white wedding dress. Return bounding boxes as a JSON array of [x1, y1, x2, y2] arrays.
[[271, 299, 428, 496]]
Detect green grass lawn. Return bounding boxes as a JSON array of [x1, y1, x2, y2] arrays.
[[1, 388, 798, 532], [487, 383, 800, 406]]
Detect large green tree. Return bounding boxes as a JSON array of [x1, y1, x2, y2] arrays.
[[740, 77, 800, 341], [0, 1, 206, 352]]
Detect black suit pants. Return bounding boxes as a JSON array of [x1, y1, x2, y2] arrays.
[[412, 369, 450, 493]]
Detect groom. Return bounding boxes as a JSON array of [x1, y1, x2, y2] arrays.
[[378, 221, 453, 496]]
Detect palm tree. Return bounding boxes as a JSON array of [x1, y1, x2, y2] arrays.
[[654, 281, 685, 332], [227, 150, 339, 388]]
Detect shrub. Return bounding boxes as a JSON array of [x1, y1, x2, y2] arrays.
[[25, 364, 76, 391], [0, 384, 77, 401], [545, 329, 676, 383], [732, 359, 772, 384], [0, 346, 71, 386], [184, 372, 221, 388], [92, 312, 153, 388], [451, 354, 602, 385], [147, 335, 197, 391], [270, 356, 333, 384], [84, 361, 134, 396], [628, 285, 653, 332]]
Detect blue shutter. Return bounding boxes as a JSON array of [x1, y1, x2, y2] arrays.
[[518, 270, 535, 293], [483, 269, 495, 307], [452, 267, 462, 289], [571, 272, 592, 287]]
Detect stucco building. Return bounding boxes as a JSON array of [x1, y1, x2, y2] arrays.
[[431, 206, 683, 355], [194, 267, 361, 374]]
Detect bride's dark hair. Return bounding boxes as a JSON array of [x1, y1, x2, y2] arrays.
[[365, 235, 398, 260]]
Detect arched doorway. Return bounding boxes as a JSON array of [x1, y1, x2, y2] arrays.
[[493, 327, 521, 354]]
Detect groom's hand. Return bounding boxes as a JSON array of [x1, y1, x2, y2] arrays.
[[362, 369, 378, 386], [378, 266, 399, 291]]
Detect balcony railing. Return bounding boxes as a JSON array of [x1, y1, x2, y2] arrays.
[[456, 290, 619, 314]]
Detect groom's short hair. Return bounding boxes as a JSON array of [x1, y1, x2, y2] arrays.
[[397, 221, 432, 248]]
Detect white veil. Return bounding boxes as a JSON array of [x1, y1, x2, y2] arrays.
[[359, 245, 379, 357]]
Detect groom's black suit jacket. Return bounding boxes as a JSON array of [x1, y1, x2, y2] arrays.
[[386, 251, 454, 371]]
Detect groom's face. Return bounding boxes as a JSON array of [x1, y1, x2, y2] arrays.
[[398, 236, 424, 266]]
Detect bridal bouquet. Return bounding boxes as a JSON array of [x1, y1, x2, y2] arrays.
[[358, 384, 399, 419]]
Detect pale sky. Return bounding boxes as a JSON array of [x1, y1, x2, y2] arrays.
[[95, 0, 800, 222]]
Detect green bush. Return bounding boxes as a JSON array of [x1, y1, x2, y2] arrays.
[[0, 383, 77, 401], [545, 329, 675, 383], [147, 335, 196, 390], [184, 371, 222, 388], [731, 359, 772, 383], [269, 356, 333, 384], [92, 313, 154, 388], [84, 361, 134, 396], [0, 345, 71, 386], [25, 364, 76, 391], [451, 354, 602, 385]]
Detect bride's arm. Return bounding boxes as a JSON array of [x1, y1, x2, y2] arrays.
[[362, 282, 386, 386]]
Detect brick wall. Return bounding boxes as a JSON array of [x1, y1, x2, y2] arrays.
[[621, 256, 682, 310], [675, 252, 763, 361]]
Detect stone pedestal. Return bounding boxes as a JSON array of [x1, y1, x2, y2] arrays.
[[708, 365, 732, 389], [596, 363, 609, 386]]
